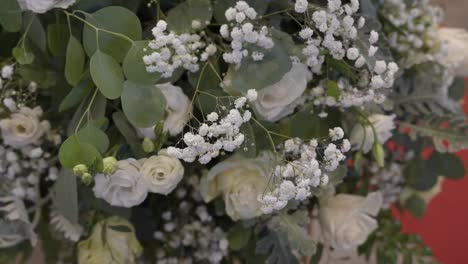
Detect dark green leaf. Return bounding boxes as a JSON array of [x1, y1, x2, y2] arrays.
[[0, 0, 22, 32], [59, 73, 94, 112], [76, 124, 110, 154], [90, 50, 124, 99], [428, 152, 465, 180], [47, 24, 70, 56], [12, 46, 34, 65], [404, 194, 426, 219], [227, 223, 251, 251], [52, 170, 79, 225], [327, 56, 359, 82], [326, 80, 340, 99], [404, 158, 438, 191], [65, 36, 86, 86], [112, 111, 146, 158]]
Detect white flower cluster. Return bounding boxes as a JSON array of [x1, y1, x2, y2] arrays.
[[0, 100, 60, 203], [144, 20, 217, 78], [296, 0, 399, 108], [220, 1, 274, 65], [259, 127, 350, 213], [370, 162, 404, 209], [167, 90, 257, 164], [154, 175, 229, 264], [382, 0, 443, 67]]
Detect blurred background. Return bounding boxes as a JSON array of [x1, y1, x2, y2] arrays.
[[395, 2, 468, 264]]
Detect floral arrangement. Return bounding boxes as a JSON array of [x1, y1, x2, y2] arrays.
[[0, 0, 467, 263]]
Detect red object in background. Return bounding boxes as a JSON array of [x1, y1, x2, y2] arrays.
[[393, 79, 468, 264]]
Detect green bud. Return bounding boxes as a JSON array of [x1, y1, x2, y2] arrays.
[[372, 143, 385, 167], [73, 164, 88, 177], [354, 151, 364, 168], [142, 137, 155, 153], [154, 121, 165, 138], [102, 156, 118, 175], [81, 172, 93, 185]]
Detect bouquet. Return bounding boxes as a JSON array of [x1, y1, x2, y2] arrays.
[[0, 0, 467, 263]]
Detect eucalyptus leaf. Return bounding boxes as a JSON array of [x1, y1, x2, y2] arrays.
[[59, 72, 94, 112], [121, 81, 166, 128], [428, 152, 465, 180], [112, 111, 146, 158], [59, 135, 102, 169], [0, 0, 22, 32], [123, 41, 160, 84], [12, 46, 34, 65], [76, 124, 110, 154], [65, 36, 86, 86], [90, 50, 124, 99], [167, 0, 213, 33], [227, 224, 251, 251], [405, 194, 426, 219], [82, 6, 142, 62]]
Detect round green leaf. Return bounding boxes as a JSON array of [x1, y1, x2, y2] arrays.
[[12, 46, 35, 65], [0, 0, 22, 32], [59, 135, 102, 169], [90, 50, 124, 99], [167, 0, 213, 33], [428, 152, 465, 180], [405, 194, 426, 219], [121, 81, 166, 128], [82, 6, 142, 62], [227, 224, 251, 251], [76, 124, 110, 154], [405, 158, 438, 191], [123, 41, 160, 84], [65, 36, 86, 86], [232, 40, 292, 92], [188, 60, 221, 91]]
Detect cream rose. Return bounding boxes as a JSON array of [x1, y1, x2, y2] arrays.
[[78, 216, 142, 264], [438, 27, 468, 76], [253, 62, 312, 122], [140, 149, 184, 195], [136, 83, 191, 139], [17, 0, 76, 13], [93, 159, 149, 208], [350, 114, 395, 153], [0, 106, 50, 149], [319, 192, 383, 251], [200, 152, 273, 220]]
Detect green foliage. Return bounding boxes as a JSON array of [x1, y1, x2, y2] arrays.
[[326, 56, 359, 82], [121, 81, 166, 128], [399, 115, 468, 153], [75, 124, 110, 154], [52, 170, 79, 225], [167, 0, 213, 33], [232, 38, 292, 92], [60, 73, 94, 112], [65, 36, 86, 86], [268, 211, 316, 256], [112, 111, 146, 158], [448, 77, 466, 102], [326, 80, 340, 99], [82, 6, 142, 62], [188, 61, 221, 91], [90, 50, 124, 99], [59, 135, 102, 169], [227, 223, 252, 251], [428, 152, 465, 180], [123, 41, 160, 84], [12, 46, 34, 65], [404, 158, 438, 191], [0, 0, 22, 32], [404, 194, 427, 219], [393, 63, 462, 116], [47, 24, 69, 56], [256, 231, 299, 264]]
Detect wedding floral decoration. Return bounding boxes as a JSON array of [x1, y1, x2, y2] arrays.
[[0, 0, 467, 263]]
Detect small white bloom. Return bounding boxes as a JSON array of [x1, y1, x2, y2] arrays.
[[369, 30, 379, 44], [346, 47, 359, 60], [1, 65, 14, 79], [294, 0, 308, 13], [246, 89, 258, 102]]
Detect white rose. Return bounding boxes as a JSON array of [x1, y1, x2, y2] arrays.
[[319, 192, 383, 251], [438, 27, 468, 76], [136, 83, 191, 139], [350, 114, 395, 153], [140, 149, 184, 195], [17, 0, 76, 13], [0, 106, 50, 149], [253, 63, 312, 122], [93, 159, 148, 208], [200, 152, 273, 220]]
